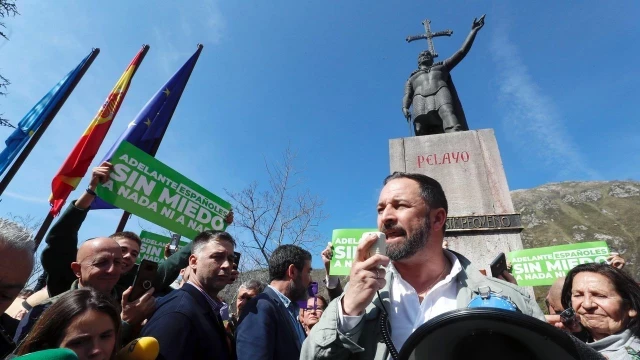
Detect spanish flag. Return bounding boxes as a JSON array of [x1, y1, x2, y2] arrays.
[[49, 45, 149, 216]]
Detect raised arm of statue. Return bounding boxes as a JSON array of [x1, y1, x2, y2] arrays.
[[402, 78, 414, 120], [445, 15, 485, 71]]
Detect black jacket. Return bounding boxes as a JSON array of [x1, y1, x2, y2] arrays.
[[0, 314, 18, 358], [236, 286, 305, 360], [140, 283, 233, 360]]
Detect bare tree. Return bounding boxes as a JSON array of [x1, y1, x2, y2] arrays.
[[226, 148, 326, 269], [0, 0, 18, 127]]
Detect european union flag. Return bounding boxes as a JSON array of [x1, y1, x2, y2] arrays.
[[0, 52, 93, 177], [91, 45, 203, 210]]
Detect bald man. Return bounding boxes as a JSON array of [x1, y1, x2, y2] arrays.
[[13, 237, 155, 343], [72, 237, 123, 294], [546, 277, 565, 315]]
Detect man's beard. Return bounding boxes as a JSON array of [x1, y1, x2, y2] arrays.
[[288, 274, 308, 302], [384, 217, 431, 261]]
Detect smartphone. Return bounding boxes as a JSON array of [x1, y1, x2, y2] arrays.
[[490, 252, 507, 278], [560, 307, 576, 325], [129, 260, 158, 302], [361, 231, 387, 259], [233, 251, 242, 270], [168, 233, 181, 254]]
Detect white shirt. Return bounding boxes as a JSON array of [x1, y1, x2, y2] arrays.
[[339, 250, 462, 352]]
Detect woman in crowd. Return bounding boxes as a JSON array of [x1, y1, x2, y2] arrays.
[[300, 295, 328, 335], [561, 263, 640, 359], [15, 288, 120, 360]]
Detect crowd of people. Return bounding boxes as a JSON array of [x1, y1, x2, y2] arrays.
[[0, 166, 639, 359]]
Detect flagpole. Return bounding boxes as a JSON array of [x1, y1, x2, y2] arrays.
[[115, 44, 204, 233], [0, 48, 100, 197], [32, 45, 151, 249]]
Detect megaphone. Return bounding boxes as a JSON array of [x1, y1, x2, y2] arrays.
[[396, 308, 604, 360]]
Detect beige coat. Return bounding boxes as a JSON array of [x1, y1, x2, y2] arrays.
[[300, 251, 545, 360]]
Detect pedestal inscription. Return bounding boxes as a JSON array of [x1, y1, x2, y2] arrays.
[[389, 129, 526, 274]]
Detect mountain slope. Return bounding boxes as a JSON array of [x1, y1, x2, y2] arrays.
[[512, 180, 640, 280]]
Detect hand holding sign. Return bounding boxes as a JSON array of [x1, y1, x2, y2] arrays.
[[89, 161, 113, 190], [322, 242, 333, 275], [606, 253, 625, 269], [341, 233, 390, 316], [224, 209, 234, 225]]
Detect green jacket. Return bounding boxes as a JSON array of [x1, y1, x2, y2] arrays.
[[41, 201, 192, 298], [300, 251, 545, 360]]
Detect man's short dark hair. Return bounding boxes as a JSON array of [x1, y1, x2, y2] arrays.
[[192, 230, 236, 255], [268, 244, 312, 282], [383, 172, 448, 214], [109, 231, 142, 248]]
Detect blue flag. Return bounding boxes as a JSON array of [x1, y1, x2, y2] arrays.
[[0, 52, 93, 177], [92, 46, 203, 210]]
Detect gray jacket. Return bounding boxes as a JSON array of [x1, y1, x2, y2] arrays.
[[587, 329, 640, 360], [300, 251, 545, 360]]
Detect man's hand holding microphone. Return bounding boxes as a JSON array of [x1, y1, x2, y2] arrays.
[[341, 233, 390, 316]]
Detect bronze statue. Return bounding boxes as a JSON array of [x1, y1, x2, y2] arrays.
[[402, 15, 485, 136]]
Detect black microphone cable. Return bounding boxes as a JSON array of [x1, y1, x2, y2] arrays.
[[376, 290, 399, 360]]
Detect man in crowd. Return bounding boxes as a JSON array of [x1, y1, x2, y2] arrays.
[[141, 230, 238, 359], [321, 242, 343, 301], [42, 161, 233, 298], [226, 279, 267, 333], [301, 172, 545, 359], [236, 279, 267, 317], [14, 237, 155, 343], [546, 277, 566, 316], [236, 245, 312, 360], [0, 219, 35, 358]]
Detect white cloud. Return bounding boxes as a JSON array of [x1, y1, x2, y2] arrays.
[[3, 191, 48, 204], [200, 0, 226, 44], [490, 25, 600, 180]]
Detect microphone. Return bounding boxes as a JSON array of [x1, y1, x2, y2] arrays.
[[116, 337, 160, 360], [13, 348, 78, 359]]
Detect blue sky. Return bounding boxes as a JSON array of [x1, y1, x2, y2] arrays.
[[1, 1, 639, 269]]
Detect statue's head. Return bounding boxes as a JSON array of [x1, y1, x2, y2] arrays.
[[418, 50, 434, 67]]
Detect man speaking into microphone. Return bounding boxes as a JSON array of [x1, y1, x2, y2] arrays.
[[301, 173, 545, 359]]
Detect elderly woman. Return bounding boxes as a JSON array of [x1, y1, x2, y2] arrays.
[[300, 295, 328, 335], [561, 263, 640, 359]]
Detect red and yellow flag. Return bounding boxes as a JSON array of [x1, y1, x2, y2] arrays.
[[49, 45, 149, 215]]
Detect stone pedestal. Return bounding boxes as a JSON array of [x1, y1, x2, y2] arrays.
[[389, 129, 525, 274]]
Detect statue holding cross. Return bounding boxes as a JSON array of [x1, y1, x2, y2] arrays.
[[402, 15, 485, 136]]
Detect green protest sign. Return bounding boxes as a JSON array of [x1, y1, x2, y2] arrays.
[[96, 141, 232, 240], [137, 231, 189, 264], [507, 241, 610, 286], [330, 228, 377, 276]]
